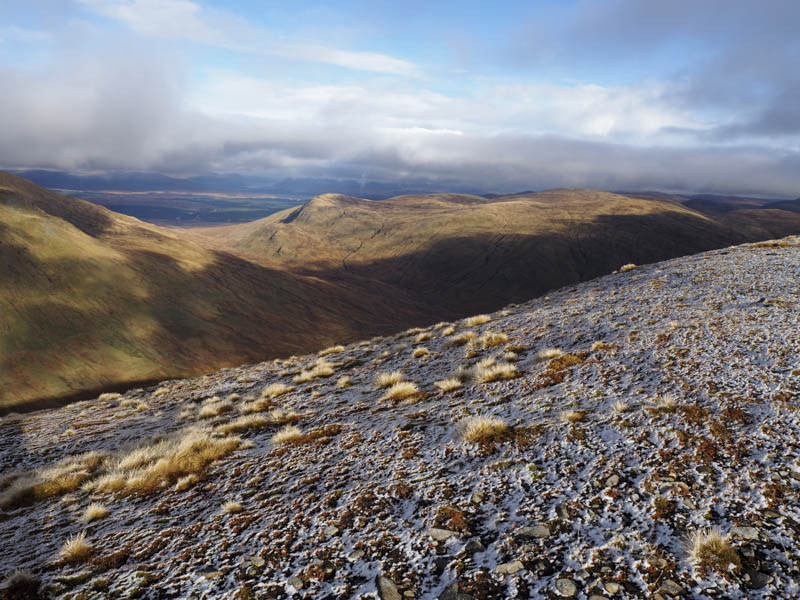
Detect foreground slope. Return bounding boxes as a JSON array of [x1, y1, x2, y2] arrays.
[[0, 172, 434, 411], [2, 237, 799, 599], [199, 190, 800, 316]]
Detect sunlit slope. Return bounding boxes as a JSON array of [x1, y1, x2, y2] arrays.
[[0, 173, 433, 411], [207, 190, 760, 315]]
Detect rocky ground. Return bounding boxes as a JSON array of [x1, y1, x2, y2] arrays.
[[1, 237, 799, 600]]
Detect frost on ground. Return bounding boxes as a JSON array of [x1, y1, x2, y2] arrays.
[[1, 237, 799, 600]]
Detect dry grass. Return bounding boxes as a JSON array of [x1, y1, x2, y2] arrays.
[[88, 428, 240, 494], [475, 331, 509, 349], [475, 362, 517, 383], [435, 378, 463, 393], [653, 394, 679, 414], [449, 331, 478, 346], [60, 531, 93, 563], [535, 348, 563, 362], [381, 382, 420, 402], [221, 500, 244, 514], [336, 376, 353, 388], [319, 345, 345, 356], [619, 263, 637, 272], [0, 452, 107, 509], [464, 314, 492, 327], [688, 528, 741, 574], [240, 397, 275, 414], [459, 415, 509, 444], [416, 332, 433, 342], [174, 474, 198, 491], [262, 383, 294, 398], [294, 360, 335, 383], [216, 414, 268, 434], [271, 425, 304, 446], [376, 371, 404, 388], [412, 347, 430, 358], [613, 400, 632, 413], [441, 326, 456, 337], [0, 570, 40, 598], [561, 409, 587, 423], [98, 392, 121, 402], [268, 407, 301, 425], [82, 502, 109, 522], [199, 397, 233, 419]]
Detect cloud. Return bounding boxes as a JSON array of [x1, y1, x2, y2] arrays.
[[77, 0, 421, 76]]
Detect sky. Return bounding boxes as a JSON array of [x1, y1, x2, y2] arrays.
[[1, 0, 799, 196]]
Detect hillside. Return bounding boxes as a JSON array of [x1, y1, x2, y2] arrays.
[[2, 237, 799, 599], [197, 190, 800, 316], [0, 172, 435, 412]]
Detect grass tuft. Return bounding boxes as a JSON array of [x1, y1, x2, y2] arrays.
[[261, 383, 294, 398], [535, 348, 563, 361], [294, 360, 335, 383], [216, 414, 268, 434], [435, 378, 463, 393], [475, 362, 517, 383], [412, 347, 430, 358], [381, 381, 419, 402], [221, 500, 244, 514], [82, 503, 109, 522], [272, 425, 303, 446], [459, 415, 509, 444], [688, 528, 741, 575], [60, 531, 93, 563], [376, 371, 404, 388], [464, 314, 491, 327], [319, 345, 345, 356]]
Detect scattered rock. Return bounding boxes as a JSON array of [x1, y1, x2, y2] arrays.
[[430, 528, 457, 541], [464, 539, 485, 553], [555, 578, 578, 597], [604, 582, 621, 594], [731, 526, 759, 540], [605, 474, 620, 487], [516, 524, 550, 539], [495, 560, 524, 575], [659, 579, 683, 595], [287, 576, 304, 590], [376, 575, 401, 600]]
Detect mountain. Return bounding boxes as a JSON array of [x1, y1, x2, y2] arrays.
[[2, 237, 799, 599], [197, 189, 800, 316], [0, 172, 435, 412]]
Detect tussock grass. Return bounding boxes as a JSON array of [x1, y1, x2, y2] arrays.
[[619, 263, 637, 272], [435, 378, 463, 393], [174, 474, 198, 491], [613, 400, 632, 413], [216, 414, 268, 434], [381, 382, 419, 402], [433, 321, 450, 330], [240, 397, 275, 414], [412, 347, 430, 358], [60, 531, 93, 563], [688, 528, 741, 574], [294, 360, 335, 383], [475, 362, 517, 383], [0, 452, 107, 509], [319, 345, 345, 356], [441, 326, 456, 337], [88, 428, 240, 494], [272, 425, 303, 446], [474, 331, 509, 349], [0, 570, 40, 598], [98, 393, 121, 402], [464, 314, 491, 327], [560, 409, 587, 424], [503, 351, 518, 362], [82, 503, 109, 522], [221, 500, 244, 514], [336, 376, 352, 388], [376, 371, 404, 388], [449, 331, 478, 346], [268, 407, 301, 425], [535, 348, 563, 362], [459, 415, 509, 444], [416, 332, 433, 342], [199, 397, 233, 419]]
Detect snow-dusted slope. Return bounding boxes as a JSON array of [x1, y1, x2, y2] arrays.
[[2, 237, 799, 600]]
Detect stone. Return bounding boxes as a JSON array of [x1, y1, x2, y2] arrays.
[[659, 579, 683, 595], [605, 474, 620, 487], [604, 581, 621, 594], [470, 490, 484, 505], [287, 576, 304, 590], [429, 528, 457, 541], [348, 549, 365, 561], [730, 526, 759, 540], [555, 503, 571, 520], [495, 560, 524, 575], [439, 582, 478, 600], [465, 539, 485, 553], [323, 525, 339, 537], [555, 578, 578, 597], [589, 596, 609, 600], [249, 556, 265, 568], [376, 575, 402, 600], [516, 524, 550, 539]]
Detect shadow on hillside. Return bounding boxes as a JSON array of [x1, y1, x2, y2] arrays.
[[294, 210, 759, 316]]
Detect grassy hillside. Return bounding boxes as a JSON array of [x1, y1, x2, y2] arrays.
[[2, 237, 799, 599], [198, 189, 800, 316], [0, 173, 435, 412]]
